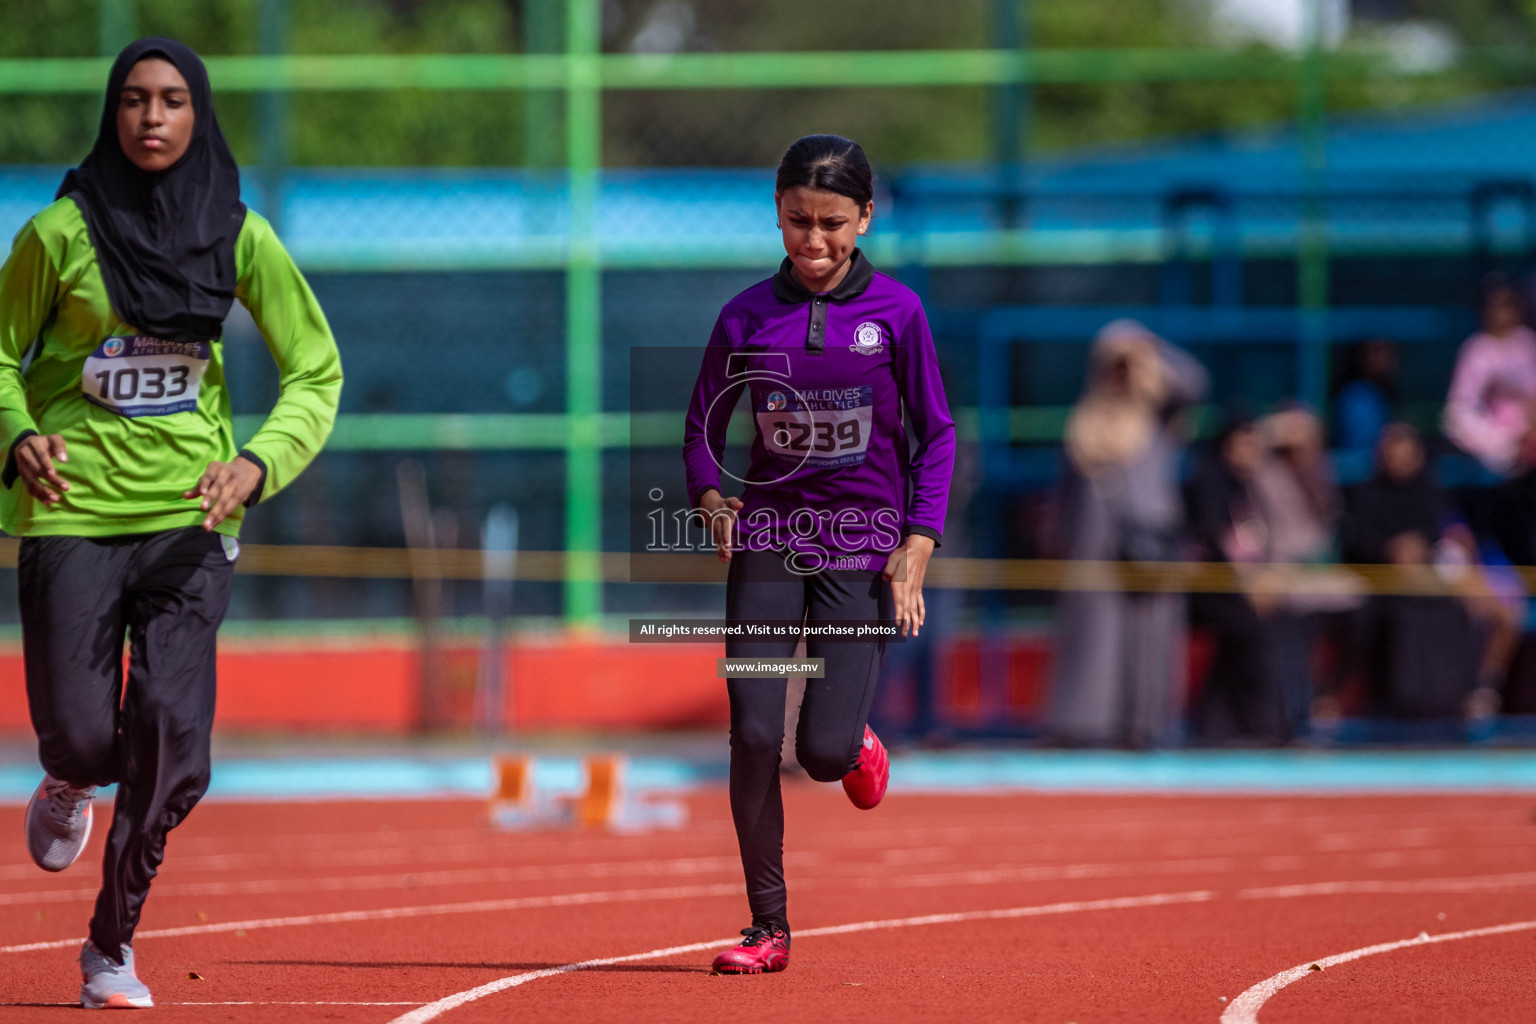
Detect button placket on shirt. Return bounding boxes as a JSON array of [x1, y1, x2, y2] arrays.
[[807, 295, 828, 354]]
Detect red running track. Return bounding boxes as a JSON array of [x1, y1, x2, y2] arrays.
[[1, 786, 1534, 1021]]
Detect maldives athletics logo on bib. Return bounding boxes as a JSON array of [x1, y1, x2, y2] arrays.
[[851, 321, 885, 355]]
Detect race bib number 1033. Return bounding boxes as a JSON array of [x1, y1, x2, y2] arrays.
[[82, 336, 210, 418]]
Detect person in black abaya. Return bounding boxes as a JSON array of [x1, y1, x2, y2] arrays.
[[1185, 415, 1309, 745], [1339, 424, 1481, 718]]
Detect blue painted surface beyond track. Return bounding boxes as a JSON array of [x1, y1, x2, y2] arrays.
[[2, 749, 1535, 803]]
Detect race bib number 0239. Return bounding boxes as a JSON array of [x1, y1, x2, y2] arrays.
[[755, 384, 874, 469], [82, 336, 210, 418]]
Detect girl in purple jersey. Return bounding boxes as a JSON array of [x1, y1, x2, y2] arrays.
[[683, 135, 956, 974]]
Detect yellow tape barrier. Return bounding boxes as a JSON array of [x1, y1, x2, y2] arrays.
[[0, 538, 1524, 597]]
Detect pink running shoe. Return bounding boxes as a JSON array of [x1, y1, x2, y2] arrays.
[[711, 924, 790, 975], [841, 725, 889, 809]]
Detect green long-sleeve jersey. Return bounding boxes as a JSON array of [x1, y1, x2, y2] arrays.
[[0, 196, 342, 538]]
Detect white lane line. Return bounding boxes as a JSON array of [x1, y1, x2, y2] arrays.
[[6, 857, 1529, 959], [1240, 871, 1536, 899], [174, 1002, 422, 1006], [0, 857, 1223, 953], [0, 836, 728, 880], [4, 812, 1526, 882], [386, 890, 1217, 1024], [0, 853, 1238, 909], [795, 814, 1536, 850], [0, 854, 754, 907], [0, 848, 1332, 913], [16, 837, 1495, 910], [0, 1002, 421, 1008], [1220, 919, 1536, 1024], [0, 882, 744, 955]]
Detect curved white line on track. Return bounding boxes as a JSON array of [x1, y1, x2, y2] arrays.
[[385, 890, 1218, 1024], [1220, 918, 1536, 1024]]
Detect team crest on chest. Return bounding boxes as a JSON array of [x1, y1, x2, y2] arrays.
[[851, 322, 885, 355]]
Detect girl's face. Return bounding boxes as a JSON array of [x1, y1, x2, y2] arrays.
[[117, 57, 194, 173], [775, 185, 872, 292]]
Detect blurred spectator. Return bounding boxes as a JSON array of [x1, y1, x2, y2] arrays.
[[1185, 413, 1320, 745], [1333, 339, 1398, 455], [1437, 524, 1522, 728], [1047, 320, 1207, 748], [1444, 275, 1536, 476], [1341, 424, 1443, 574], [1443, 275, 1536, 563], [1255, 405, 1367, 731], [1252, 406, 1338, 567], [1332, 424, 1518, 722], [1335, 423, 1475, 718]]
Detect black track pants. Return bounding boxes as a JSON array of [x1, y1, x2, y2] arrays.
[[724, 548, 892, 927], [20, 527, 236, 960]]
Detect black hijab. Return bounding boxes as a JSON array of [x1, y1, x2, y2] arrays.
[[58, 37, 245, 344]]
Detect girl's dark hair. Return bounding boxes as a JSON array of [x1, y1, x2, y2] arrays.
[[775, 134, 874, 209]]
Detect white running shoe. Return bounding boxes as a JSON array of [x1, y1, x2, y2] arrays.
[[80, 940, 153, 1009], [24, 774, 96, 872]]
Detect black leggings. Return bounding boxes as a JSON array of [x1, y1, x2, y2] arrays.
[[724, 549, 892, 927], [20, 528, 235, 961]]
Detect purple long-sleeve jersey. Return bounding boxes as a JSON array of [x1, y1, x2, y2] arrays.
[[683, 250, 956, 570]]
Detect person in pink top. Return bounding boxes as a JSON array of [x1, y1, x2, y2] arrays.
[[1443, 276, 1536, 477]]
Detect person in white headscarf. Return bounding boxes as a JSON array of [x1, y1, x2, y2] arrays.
[[1048, 320, 1207, 747]]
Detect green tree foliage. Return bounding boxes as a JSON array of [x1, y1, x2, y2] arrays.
[[0, 1, 103, 166], [287, 0, 522, 166], [3, 0, 1535, 169], [603, 0, 992, 167], [1031, 0, 1296, 152]]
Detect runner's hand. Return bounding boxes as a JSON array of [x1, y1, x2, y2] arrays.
[[883, 533, 935, 638], [699, 489, 743, 563], [13, 434, 69, 504], [184, 457, 263, 531]]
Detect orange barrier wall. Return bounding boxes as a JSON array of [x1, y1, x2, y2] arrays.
[[0, 631, 1093, 735], [0, 637, 730, 734]]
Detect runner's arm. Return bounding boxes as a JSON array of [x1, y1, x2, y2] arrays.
[[682, 315, 734, 508], [893, 305, 955, 545], [0, 222, 57, 480], [233, 215, 343, 503]]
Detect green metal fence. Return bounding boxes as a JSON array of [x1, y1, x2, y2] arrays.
[[0, 0, 1479, 624]]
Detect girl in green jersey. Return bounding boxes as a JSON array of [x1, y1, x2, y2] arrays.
[[0, 38, 341, 1007]]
